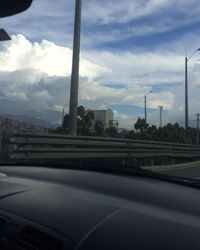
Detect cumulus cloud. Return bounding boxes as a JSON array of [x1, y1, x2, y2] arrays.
[[0, 0, 199, 129], [0, 35, 107, 77], [0, 35, 111, 123], [0, 34, 199, 128]]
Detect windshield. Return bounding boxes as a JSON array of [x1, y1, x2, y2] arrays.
[[0, 0, 200, 181]]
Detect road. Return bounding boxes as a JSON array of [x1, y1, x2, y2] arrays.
[[163, 166, 200, 179], [144, 161, 200, 179]]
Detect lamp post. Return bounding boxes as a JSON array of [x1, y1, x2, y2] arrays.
[[144, 91, 153, 124], [0, 29, 11, 117], [196, 114, 200, 145], [159, 106, 163, 128], [68, 0, 82, 136], [185, 48, 200, 129]]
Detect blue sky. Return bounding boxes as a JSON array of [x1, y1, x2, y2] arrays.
[[0, 0, 200, 128]]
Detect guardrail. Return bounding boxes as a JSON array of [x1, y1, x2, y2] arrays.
[[1, 129, 200, 163]]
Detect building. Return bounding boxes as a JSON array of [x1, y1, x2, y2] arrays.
[[92, 109, 116, 129]]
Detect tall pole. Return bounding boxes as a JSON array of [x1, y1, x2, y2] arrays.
[[144, 91, 153, 124], [68, 0, 82, 136], [185, 57, 188, 130], [159, 106, 163, 128], [62, 106, 64, 127], [144, 95, 147, 124], [196, 114, 200, 145], [184, 48, 200, 129]]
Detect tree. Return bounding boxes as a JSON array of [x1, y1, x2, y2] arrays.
[[126, 130, 136, 139], [55, 127, 64, 134], [77, 107, 95, 135], [60, 106, 95, 135], [147, 125, 157, 134], [105, 127, 118, 137], [62, 114, 69, 130], [134, 118, 149, 133], [94, 120, 105, 136], [77, 105, 85, 118]]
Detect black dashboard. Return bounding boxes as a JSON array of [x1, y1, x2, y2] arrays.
[[0, 166, 200, 249]]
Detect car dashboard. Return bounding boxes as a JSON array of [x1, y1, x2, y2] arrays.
[[0, 166, 200, 249]]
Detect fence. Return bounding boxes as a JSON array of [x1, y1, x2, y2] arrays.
[[1, 129, 200, 163]]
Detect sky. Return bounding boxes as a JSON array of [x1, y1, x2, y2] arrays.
[[0, 0, 200, 128]]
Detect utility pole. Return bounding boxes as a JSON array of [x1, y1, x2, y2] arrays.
[[144, 95, 147, 124], [68, 0, 82, 136], [61, 106, 65, 127], [185, 48, 200, 129], [144, 91, 153, 124], [159, 106, 163, 128], [196, 114, 200, 144], [185, 57, 188, 129]]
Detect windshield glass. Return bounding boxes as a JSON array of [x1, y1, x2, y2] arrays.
[[0, 0, 200, 181]]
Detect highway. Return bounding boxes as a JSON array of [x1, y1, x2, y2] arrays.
[[144, 161, 200, 179], [163, 167, 200, 179]]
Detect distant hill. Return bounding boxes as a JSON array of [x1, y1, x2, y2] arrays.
[[1, 114, 50, 128]]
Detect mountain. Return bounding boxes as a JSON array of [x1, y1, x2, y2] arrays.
[[1, 114, 51, 128]]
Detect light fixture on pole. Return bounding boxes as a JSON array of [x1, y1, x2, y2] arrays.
[[68, 0, 82, 136], [185, 48, 200, 129]]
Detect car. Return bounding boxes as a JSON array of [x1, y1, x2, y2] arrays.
[[1, 164, 200, 249], [1, 1, 200, 249], [0, 0, 32, 17]]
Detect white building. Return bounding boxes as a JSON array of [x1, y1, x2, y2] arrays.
[[92, 109, 115, 129]]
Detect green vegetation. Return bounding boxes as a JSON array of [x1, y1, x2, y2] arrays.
[[55, 107, 199, 144], [55, 105, 118, 137], [127, 118, 198, 144]]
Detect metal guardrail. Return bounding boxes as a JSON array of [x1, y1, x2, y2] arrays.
[[1, 129, 200, 162]]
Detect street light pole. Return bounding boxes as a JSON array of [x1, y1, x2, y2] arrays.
[[159, 106, 163, 128], [144, 95, 147, 124], [68, 0, 82, 136], [61, 106, 65, 127], [185, 48, 200, 130], [185, 57, 188, 130], [144, 91, 153, 124], [196, 114, 200, 145]]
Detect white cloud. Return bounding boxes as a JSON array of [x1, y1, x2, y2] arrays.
[[0, 0, 199, 129], [51, 104, 64, 113], [0, 35, 108, 78], [83, 0, 168, 25], [0, 34, 199, 128], [9, 92, 28, 101], [1, 0, 200, 49], [81, 0, 200, 48], [34, 90, 51, 99], [114, 110, 135, 129]]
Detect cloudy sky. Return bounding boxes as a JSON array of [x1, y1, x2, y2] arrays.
[[0, 0, 200, 128]]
